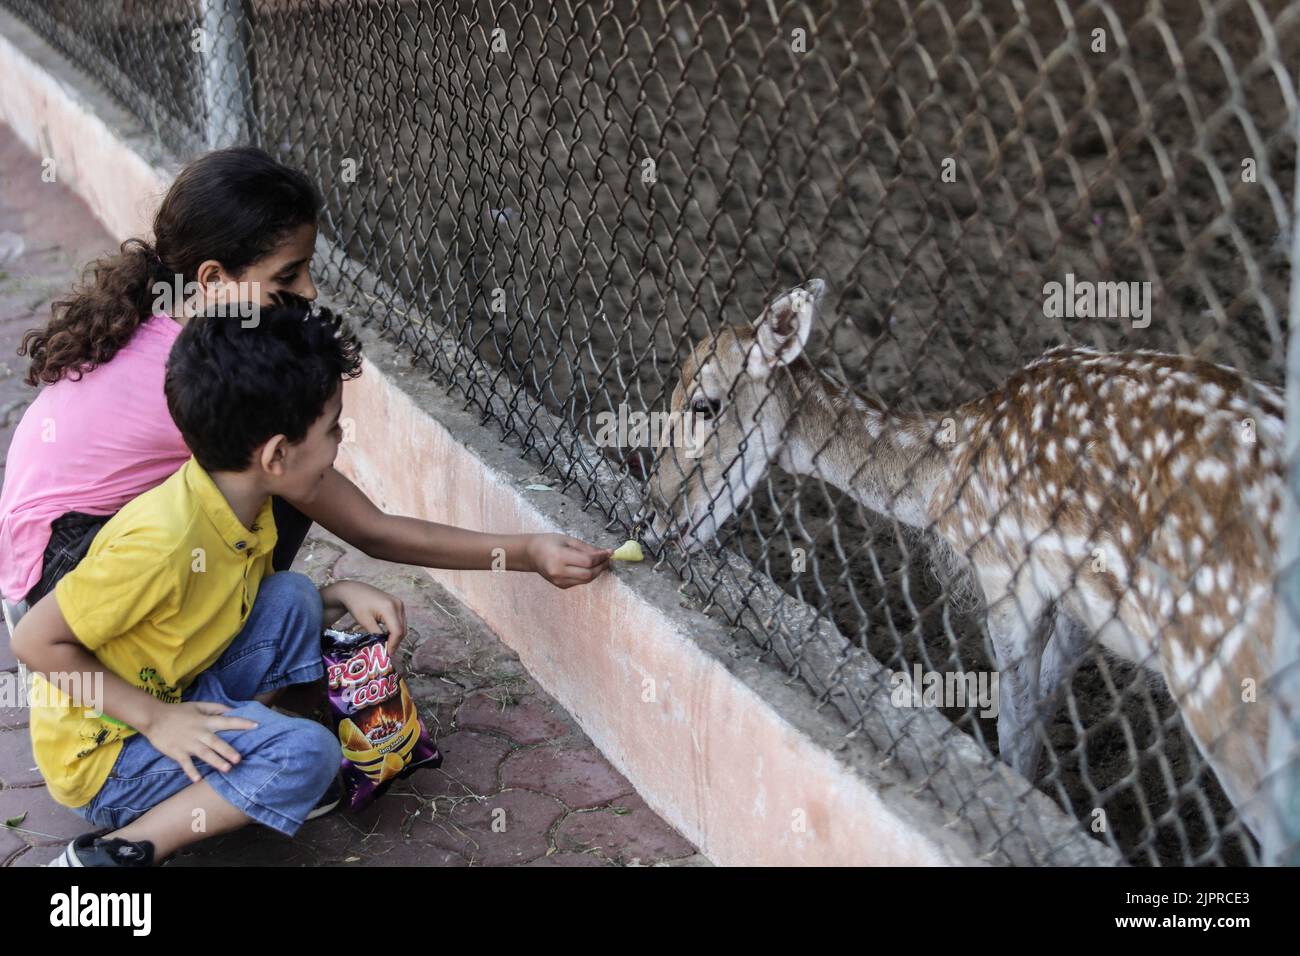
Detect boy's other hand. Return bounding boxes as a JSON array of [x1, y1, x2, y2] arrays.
[[321, 580, 408, 657], [142, 701, 259, 782], [526, 533, 614, 589]]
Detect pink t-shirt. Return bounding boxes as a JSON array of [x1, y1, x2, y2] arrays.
[[0, 314, 190, 601]]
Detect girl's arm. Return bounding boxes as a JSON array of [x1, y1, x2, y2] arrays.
[[289, 468, 612, 585], [290, 467, 532, 569]]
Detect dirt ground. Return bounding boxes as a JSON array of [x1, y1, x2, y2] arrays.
[[11, 0, 1297, 865]]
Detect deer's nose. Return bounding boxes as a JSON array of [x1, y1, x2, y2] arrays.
[[633, 505, 665, 547]]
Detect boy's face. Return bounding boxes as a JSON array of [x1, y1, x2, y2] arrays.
[[265, 385, 344, 503]]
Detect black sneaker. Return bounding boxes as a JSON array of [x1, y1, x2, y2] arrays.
[[49, 833, 154, 867], [306, 775, 343, 821]]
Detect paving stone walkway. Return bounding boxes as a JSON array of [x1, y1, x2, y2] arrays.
[[0, 123, 707, 867]]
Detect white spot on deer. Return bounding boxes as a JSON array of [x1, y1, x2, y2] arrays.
[[1191, 659, 1226, 706], [1157, 591, 1174, 618], [1195, 459, 1229, 484], [1196, 566, 1216, 595]]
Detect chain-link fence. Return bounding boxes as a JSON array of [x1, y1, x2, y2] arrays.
[[4, 0, 1299, 866]]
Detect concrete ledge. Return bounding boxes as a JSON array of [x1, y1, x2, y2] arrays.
[[0, 8, 175, 241], [0, 7, 1120, 865]]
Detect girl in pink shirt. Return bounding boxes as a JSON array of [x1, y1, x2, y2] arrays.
[[0, 311, 187, 603], [1, 147, 611, 614]]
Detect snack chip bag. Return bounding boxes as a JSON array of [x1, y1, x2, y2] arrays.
[[322, 627, 441, 811]]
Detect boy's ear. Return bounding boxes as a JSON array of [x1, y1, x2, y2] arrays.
[[258, 434, 291, 476]]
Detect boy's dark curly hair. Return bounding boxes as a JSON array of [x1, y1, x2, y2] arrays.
[[21, 146, 321, 386], [164, 292, 362, 473]]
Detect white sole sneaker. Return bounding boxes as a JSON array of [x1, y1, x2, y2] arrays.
[[306, 778, 343, 820], [44, 833, 154, 867], [47, 841, 84, 867]]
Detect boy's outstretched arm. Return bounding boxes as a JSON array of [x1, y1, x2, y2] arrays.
[[292, 468, 614, 588], [10, 595, 257, 780]]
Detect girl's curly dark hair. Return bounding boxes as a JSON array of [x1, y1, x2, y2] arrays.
[[20, 146, 322, 386]]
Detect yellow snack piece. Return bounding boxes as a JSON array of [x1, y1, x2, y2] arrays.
[[612, 539, 644, 562]]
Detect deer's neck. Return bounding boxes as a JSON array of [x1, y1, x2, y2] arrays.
[[773, 358, 951, 530]]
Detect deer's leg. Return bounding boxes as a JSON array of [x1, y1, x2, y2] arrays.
[[1153, 612, 1271, 846], [1039, 608, 1089, 706], [986, 589, 1050, 780]]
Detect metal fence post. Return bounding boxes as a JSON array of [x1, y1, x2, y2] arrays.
[[200, 0, 254, 148], [1265, 110, 1300, 866]]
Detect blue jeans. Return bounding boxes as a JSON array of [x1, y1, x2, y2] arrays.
[[71, 572, 338, 837]]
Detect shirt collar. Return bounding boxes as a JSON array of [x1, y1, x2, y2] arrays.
[[182, 457, 279, 558]]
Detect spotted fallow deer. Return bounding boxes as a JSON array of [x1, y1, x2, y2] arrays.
[[637, 278, 1284, 841]]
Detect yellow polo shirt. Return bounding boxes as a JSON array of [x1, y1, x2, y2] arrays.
[[28, 457, 278, 808]]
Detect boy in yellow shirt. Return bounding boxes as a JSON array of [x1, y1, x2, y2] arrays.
[[12, 293, 405, 866]]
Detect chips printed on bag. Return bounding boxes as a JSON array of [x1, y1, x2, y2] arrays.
[[322, 627, 441, 811]]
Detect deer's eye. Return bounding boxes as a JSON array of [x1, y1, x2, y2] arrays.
[[691, 397, 721, 418]]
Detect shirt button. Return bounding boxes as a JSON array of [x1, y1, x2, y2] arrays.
[[235, 541, 246, 551]]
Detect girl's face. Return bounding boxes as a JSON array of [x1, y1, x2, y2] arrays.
[[187, 222, 319, 317], [242, 222, 319, 305]]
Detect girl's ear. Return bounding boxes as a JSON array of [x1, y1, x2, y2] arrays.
[[189, 258, 237, 315], [194, 258, 228, 288]]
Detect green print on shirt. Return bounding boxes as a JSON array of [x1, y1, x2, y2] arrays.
[[75, 722, 127, 760], [137, 667, 180, 703], [67, 668, 179, 758]]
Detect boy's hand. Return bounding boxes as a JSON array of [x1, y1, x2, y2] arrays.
[[526, 533, 613, 589], [320, 580, 407, 657], [140, 701, 259, 783]]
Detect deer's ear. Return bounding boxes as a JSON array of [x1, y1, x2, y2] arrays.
[[747, 279, 822, 378]]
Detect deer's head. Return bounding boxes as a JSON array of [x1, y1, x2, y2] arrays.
[[636, 278, 825, 553]]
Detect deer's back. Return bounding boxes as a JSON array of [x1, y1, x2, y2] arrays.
[[933, 347, 1283, 671]]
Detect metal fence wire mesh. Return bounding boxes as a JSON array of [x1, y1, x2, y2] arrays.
[[5, 0, 1300, 866]]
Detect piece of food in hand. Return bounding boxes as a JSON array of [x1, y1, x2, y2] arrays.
[[322, 627, 442, 811], [612, 539, 644, 561]]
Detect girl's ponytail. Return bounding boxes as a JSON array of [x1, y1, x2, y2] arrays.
[[19, 146, 321, 386], [20, 238, 171, 386]]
